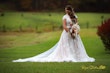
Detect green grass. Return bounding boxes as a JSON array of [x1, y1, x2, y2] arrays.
[[0, 12, 110, 31], [0, 12, 63, 31], [77, 13, 110, 28], [0, 28, 110, 73], [0, 31, 61, 48]]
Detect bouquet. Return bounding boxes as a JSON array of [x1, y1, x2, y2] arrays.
[[70, 23, 80, 38]]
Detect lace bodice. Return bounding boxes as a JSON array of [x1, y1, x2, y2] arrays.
[[62, 14, 78, 28]]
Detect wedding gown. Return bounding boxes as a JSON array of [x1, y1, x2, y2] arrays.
[[12, 14, 95, 62]]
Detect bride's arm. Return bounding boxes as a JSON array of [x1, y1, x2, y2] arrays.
[[63, 19, 69, 32]]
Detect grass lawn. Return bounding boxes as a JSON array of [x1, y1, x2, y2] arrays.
[[0, 28, 110, 73], [0, 12, 110, 32]]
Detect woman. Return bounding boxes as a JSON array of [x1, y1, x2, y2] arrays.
[[13, 5, 95, 62]]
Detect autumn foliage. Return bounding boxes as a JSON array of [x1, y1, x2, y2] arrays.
[[97, 18, 110, 51]]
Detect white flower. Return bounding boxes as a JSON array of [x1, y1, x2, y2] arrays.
[[70, 23, 80, 38]]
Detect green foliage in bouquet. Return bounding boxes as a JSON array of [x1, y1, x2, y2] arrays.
[[97, 18, 110, 51]]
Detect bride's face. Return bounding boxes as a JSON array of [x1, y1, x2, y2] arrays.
[[65, 8, 70, 14]]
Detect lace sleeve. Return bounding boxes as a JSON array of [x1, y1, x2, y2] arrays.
[[62, 15, 66, 20]]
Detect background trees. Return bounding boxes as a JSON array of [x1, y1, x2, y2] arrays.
[[0, 0, 110, 12]]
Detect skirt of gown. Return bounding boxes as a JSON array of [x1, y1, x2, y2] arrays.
[[12, 30, 95, 62]]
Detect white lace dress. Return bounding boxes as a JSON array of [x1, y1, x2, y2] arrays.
[[12, 14, 95, 62]]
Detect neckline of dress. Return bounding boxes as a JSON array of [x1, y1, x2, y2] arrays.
[[66, 14, 69, 16]]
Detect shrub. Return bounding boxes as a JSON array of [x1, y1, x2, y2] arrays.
[[1, 13, 4, 16], [97, 18, 110, 51]]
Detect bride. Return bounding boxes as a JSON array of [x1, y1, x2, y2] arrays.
[[13, 5, 95, 62]]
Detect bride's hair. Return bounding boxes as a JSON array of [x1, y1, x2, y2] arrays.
[[65, 5, 76, 20]]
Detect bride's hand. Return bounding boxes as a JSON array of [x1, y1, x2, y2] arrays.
[[70, 24, 73, 27], [65, 28, 70, 32]]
